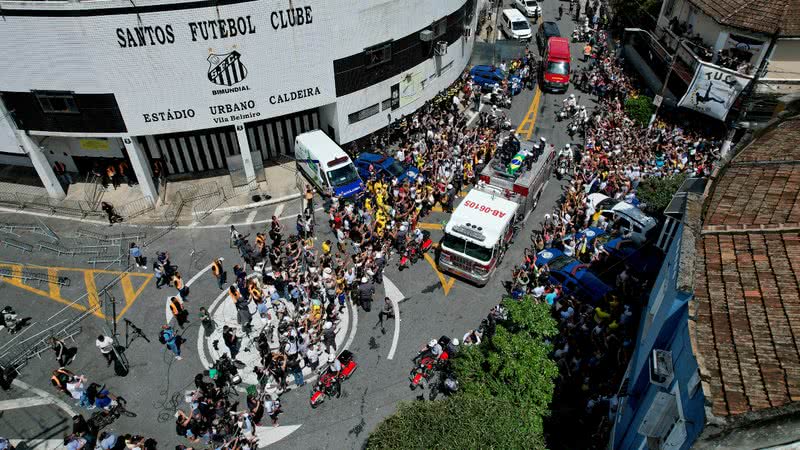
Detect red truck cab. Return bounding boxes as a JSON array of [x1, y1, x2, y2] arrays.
[[542, 37, 571, 93]]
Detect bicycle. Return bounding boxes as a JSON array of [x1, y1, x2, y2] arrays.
[[88, 396, 136, 430]]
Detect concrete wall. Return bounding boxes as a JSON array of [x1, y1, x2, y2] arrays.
[[766, 40, 800, 80]]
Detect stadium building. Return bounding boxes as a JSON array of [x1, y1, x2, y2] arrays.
[[0, 0, 479, 201]]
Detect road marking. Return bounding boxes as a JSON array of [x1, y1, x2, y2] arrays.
[[423, 253, 455, 296], [10, 439, 64, 450], [216, 214, 231, 225], [0, 396, 53, 411], [245, 210, 258, 224], [0, 263, 152, 320], [166, 263, 212, 324], [11, 378, 76, 417], [383, 276, 403, 360], [516, 87, 542, 140], [255, 424, 302, 447], [417, 222, 444, 230], [274, 203, 285, 218]]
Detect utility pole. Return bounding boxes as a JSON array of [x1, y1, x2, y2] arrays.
[[718, 27, 780, 163], [648, 35, 682, 129]]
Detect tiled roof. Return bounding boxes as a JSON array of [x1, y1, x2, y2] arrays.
[[692, 118, 800, 418], [688, 0, 800, 37]]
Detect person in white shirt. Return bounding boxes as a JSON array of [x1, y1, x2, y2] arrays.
[[95, 335, 114, 366]]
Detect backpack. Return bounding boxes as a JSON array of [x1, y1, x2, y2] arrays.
[[158, 330, 167, 344]]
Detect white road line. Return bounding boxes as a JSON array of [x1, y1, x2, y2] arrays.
[[0, 396, 53, 411], [10, 439, 64, 450], [166, 263, 213, 324], [216, 214, 231, 225], [273, 203, 285, 218], [10, 378, 76, 417], [245, 210, 258, 224], [342, 295, 358, 354], [255, 424, 302, 448], [383, 276, 403, 360]]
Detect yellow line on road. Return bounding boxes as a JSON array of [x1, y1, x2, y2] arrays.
[[516, 87, 542, 141], [48, 268, 61, 300], [84, 271, 101, 314], [417, 222, 444, 230], [423, 253, 454, 296]]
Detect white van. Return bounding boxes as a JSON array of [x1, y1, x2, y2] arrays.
[[294, 130, 364, 198], [500, 9, 532, 41], [587, 193, 658, 244]]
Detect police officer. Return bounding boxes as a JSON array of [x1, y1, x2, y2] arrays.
[[357, 277, 375, 312]]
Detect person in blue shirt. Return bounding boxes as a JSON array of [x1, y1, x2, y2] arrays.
[[160, 325, 182, 360]]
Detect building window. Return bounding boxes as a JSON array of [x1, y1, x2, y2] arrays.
[[34, 91, 79, 114], [381, 98, 392, 111], [365, 41, 393, 69], [348, 103, 380, 124]]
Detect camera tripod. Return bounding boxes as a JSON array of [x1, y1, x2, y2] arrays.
[[124, 319, 150, 349]]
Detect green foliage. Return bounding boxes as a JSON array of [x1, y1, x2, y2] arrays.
[[637, 173, 687, 218], [624, 95, 657, 127], [367, 297, 558, 449], [365, 395, 546, 450]]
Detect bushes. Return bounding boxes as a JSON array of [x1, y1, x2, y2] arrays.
[[636, 173, 687, 218], [366, 297, 558, 450], [624, 95, 656, 127]]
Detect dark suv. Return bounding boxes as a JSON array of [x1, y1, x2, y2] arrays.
[[536, 21, 561, 54]]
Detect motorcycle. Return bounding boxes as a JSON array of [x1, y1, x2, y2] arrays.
[[310, 351, 357, 408], [557, 156, 569, 180], [409, 337, 452, 390], [399, 230, 433, 270], [567, 120, 579, 137]]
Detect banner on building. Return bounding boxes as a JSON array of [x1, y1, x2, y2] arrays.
[[399, 71, 424, 108], [725, 34, 764, 53], [677, 63, 750, 121], [79, 139, 111, 151], [390, 83, 400, 110]]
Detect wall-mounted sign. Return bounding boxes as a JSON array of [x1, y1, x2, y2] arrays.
[[678, 63, 749, 121], [79, 139, 111, 151]]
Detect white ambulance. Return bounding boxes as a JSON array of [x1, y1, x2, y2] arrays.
[[438, 189, 520, 286]]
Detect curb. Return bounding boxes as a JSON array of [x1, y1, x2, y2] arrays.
[[213, 192, 301, 214]]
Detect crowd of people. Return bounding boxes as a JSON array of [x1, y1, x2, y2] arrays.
[[11, 1, 733, 446], [506, 9, 721, 446]]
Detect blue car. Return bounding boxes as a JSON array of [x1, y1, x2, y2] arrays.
[[535, 248, 613, 303], [353, 153, 419, 184], [597, 236, 662, 278], [469, 65, 522, 95]]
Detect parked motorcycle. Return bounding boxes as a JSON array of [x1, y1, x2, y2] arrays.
[[399, 230, 433, 270], [310, 351, 357, 408]]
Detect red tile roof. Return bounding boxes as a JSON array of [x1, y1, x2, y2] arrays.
[[688, 0, 800, 36], [693, 118, 800, 418]]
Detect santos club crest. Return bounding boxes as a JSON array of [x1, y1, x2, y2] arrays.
[[207, 51, 248, 86]]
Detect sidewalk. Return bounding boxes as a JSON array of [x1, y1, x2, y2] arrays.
[[0, 160, 304, 227]]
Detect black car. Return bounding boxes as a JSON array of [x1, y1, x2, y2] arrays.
[[536, 21, 561, 54]]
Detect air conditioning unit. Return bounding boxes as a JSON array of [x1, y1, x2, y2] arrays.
[[650, 349, 674, 387], [435, 41, 448, 56], [420, 29, 434, 42]]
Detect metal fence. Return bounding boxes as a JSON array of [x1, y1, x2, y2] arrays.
[[0, 191, 106, 219]]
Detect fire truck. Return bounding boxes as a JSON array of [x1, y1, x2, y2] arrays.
[[438, 141, 555, 285]]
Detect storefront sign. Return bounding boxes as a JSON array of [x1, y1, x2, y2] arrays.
[[677, 63, 749, 121], [79, 139, 111, 151]]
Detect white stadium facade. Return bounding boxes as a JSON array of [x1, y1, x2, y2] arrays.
[[0, 0, 479, 201]]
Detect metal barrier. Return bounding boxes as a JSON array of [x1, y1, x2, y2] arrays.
[[0, 236, 33, 253], [0, 267, 70, 287], [118, 196, 156, 221]]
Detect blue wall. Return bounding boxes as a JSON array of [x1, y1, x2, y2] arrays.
[[611, 225, 706, 450]]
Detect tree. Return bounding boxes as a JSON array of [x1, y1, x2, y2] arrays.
[[367, 297, 558, 449], [624, 95, 656, 127], [636, 173, 687, 219]]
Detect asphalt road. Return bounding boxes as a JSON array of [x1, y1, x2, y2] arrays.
[[0, 0, 593, 447]]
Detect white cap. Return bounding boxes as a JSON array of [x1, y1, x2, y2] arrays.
[[447, 184, 453, 190], [323, 321, 332, 330], [361, 276, 369, 283], [328, 354, 335, 363], [570, 94, 575, 99], [429, 339, 437, 347]]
